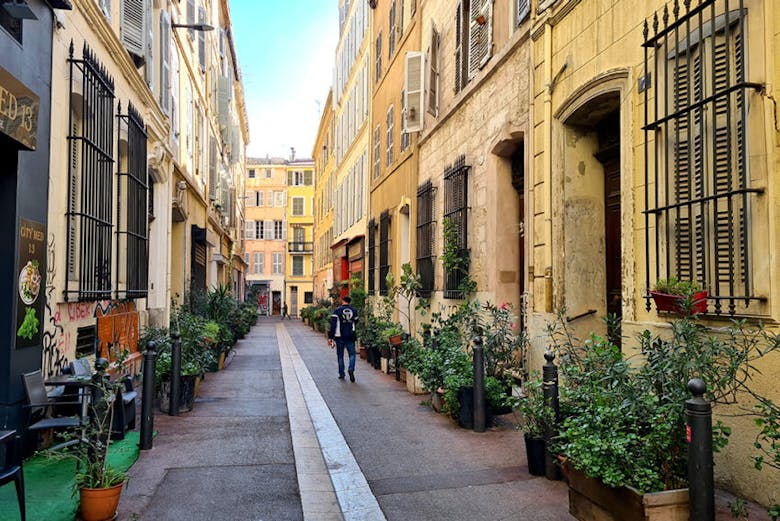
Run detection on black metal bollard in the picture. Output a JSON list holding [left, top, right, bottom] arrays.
[[473, 336, 486, 433], [169, 331, 182, 416], [140, 340, 157, 450], [687, 378, 714, 521], [543, 351, 561, 480]]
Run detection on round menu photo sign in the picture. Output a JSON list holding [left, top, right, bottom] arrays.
[[18, 260, 41, 305]]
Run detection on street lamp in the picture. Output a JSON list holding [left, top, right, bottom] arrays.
[[171, 22, 214, 31]]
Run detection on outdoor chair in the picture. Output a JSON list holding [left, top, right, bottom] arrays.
[[21, 370, 82, 451], [111, 376, 137, 439], [0, 431, 25, 521]]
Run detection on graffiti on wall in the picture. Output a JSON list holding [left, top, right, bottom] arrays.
[[41, 234, 141, 376], [42, 234, 68, 378], [95, 301, 139, 362]]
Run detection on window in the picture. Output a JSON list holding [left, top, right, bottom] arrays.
[[416, 181, 435, 297], [428, 27, 440, 116], [274, 191, 285, 207], [454, 0, 470, 93], [257, 191, 264, 207], [304, 291, 313, 304], [117, 106, 149, 299], [248, 168, 256, 178], [643, 1, 764, 315], [367, 218, 376, 295], [246, 191, 255, 207], [386, 106, 394, 166], [304, 170, 313, 185], [66, 45, 117, 301], [292, 197, 305, 216], [400, 91, 410, 152], [388, 1, 396, 58], [245, 220, 255, 239], [375, 32, 382, 82], [516, 0, 530, 26], [272, 252, 283, 274], [379, 211, 391, 295], [292, 256, 304, 276], [444, 155, 469, 298], [454, 0, 493, 93], [373, 126, 381, 179], [253, 252, 264, 274], [274, 220, 284, 240], [265, 168, 272, 178]]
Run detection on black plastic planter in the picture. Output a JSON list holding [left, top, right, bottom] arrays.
[[524, 434, 546, 476], [457, 386, 491, 429]]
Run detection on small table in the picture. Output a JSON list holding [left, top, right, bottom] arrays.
[[44, 374, 94, 423]]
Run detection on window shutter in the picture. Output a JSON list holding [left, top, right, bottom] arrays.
[[455, 5, 462, 92], [375, 33, 382, 82], [160, 11, 170, 114], [304, 170, 313, 185], [144, 3, 153, 88], [208, 137, 217, 200], [404, 51, 424, 133], [186, 0, 195, 39], [170, 44, 179, 143], [389, 1, 396, 57], [198, 6, 207, 71], [265, 220, 273, 240], [121, 0, 146, 58], [245, 220, 254, 239], [517, 0, 530, 24], [469, 0, 493, 78], [428, 28, 439, 116]]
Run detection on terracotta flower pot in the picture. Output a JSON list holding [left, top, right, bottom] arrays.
[[388, 333, 403, 346], [79, 482, 125, 521], [650, 290, 708, 315]]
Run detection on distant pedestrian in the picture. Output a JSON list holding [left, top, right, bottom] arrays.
[[328, 296, 358, 382], [281, 303, 290, 320]]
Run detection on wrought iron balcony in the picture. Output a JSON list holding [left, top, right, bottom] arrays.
[[288, 241, 313, 253]]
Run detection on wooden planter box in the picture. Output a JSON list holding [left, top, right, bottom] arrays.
[[567, 466, 688, 521]]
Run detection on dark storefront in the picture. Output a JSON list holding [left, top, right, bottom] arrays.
[[0, 0, 71, 435]]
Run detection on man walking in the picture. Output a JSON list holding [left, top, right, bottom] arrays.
[[328, 296, 358, 382], [281, 303, 290, 320]]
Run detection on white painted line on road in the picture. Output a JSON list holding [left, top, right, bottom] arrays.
[[278, 324, 387, 521]]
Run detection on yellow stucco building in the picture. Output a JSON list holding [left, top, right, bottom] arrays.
[[313, 91, 335, 302], [367, 0, 422, 311], [285, 158, 315, 317]]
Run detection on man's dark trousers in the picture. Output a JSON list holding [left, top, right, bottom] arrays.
[[336, 338, 356, 378]]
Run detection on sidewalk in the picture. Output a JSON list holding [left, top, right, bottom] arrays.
[[118, 319, 769, 520]]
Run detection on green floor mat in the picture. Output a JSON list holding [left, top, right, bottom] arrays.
[[0, 431, 140, 521]]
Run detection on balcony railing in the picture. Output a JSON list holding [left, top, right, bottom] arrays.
[[288, 242, 313, 253]]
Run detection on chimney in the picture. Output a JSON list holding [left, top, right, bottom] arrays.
[[290, 147, 296, 161]]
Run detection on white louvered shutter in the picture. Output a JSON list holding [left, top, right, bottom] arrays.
[[517, 0, 530, 24], [468, 0, 493, 79], [404, 51, 424, 133], [121, 0, 146, 58], [160, 11, 171, 114], [245, 220, 254, 239], [198, 6, 207, 71], [145, 3, 153, 88]]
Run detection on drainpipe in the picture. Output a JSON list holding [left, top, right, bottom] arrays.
[[542, 20, 554, 313]]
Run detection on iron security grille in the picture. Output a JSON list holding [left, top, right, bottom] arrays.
[[116, 102, 149, 299], [416, 181, 436, 297], [368, 218, 376, 294], [66, 42, 116, 301], [444, 155, 469, 299], [379, 211, 391, 296], [642, 0, 764, 315]]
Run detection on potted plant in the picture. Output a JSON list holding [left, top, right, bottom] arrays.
[[54, 359, 128, 521], [650, 277, 708, 314], [547, 312, 780, 521], [514, 372, 554, 476]]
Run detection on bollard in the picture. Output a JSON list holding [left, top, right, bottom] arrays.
[[543, 351, 561, 480], [169, 331, 182, 416], [140, 340, 157, 451], [473, 336, 486, 433], [687, 378, 714, 521]]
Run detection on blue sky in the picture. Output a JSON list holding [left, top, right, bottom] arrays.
[[230, 1, 339, 161]]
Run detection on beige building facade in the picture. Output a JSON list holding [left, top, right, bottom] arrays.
[[244, 158, 289, 316], [526, 0, 780, 504]]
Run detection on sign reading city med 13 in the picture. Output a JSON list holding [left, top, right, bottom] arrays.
[[0, 65, 39, 150]]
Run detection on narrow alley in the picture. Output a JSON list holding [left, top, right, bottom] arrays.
[[117, 319, 572, 521]]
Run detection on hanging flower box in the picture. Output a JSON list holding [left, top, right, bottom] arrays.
[[650, 290, 708, 315]]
